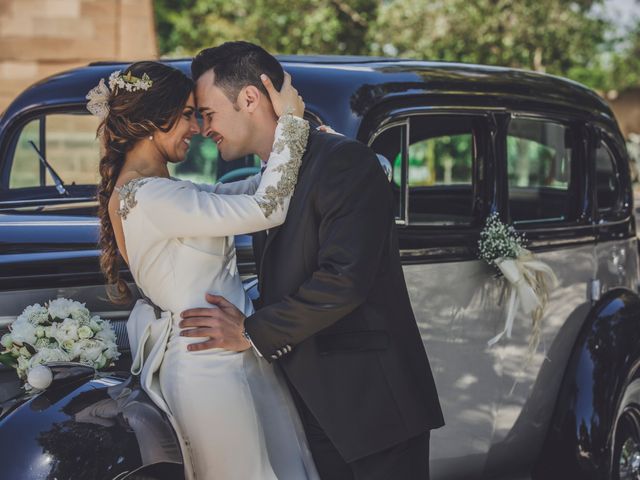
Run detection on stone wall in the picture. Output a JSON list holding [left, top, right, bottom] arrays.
[[0, 0, 158, 112], [608, 88, 640, 138]]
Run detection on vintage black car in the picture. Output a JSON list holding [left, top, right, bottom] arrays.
[[1, 56, 639, 480]]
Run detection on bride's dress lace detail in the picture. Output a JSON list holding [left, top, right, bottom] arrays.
[[257, 115, 309, 218], [115, 177, 157, 220]]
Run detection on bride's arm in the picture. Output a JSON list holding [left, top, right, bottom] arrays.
[[129, 114, 309, 237], [189, 172, 262, 196]]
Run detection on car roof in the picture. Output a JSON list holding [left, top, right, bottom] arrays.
[[0, 55, 616, 140]]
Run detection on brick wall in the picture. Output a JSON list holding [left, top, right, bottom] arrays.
[[0, 0, 158, 112]]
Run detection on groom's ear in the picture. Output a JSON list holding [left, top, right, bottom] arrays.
[[238, 85, 262, 113]]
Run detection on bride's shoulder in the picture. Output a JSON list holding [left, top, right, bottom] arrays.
[[114, 176, 182, 220]]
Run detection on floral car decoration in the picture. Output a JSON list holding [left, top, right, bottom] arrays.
[[0, 298, 120, 388], [478, 213, 558, 349]]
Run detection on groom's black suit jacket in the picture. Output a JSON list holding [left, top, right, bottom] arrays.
[[245, 130, 444, 462]]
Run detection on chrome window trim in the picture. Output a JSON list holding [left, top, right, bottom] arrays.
[[375, 106, 507, 132], [368, 119, 409, 146], [595, 216, 633, 227], [0, 249, 101, 264], [0, 196, 96, 207], [368, 118, 410, 225], [370, 108, 490, 229], [402, 120, 410, 223], [0, 220, 99, 227], [593, 133, 627, 221], [504, 111, 586, 229]]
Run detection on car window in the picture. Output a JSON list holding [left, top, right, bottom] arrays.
[[169, 115, 260, 184], [9, 119, 41, 189], [594, 139, 622, 216], [369, 123, 406, 220], [175, 109, 317, 184], [370, 115, 482, 226], [507, 117, 575, 224], [393, 133, 473, 188], [168, 134, 220, 183], [10, 114, 102, 189], [403, 115, 478, 226]]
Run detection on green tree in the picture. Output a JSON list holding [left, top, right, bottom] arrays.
[[154, 0, 378, 56], [154, 0, 639, 91], [371, 0, 614, 89], [609, 19, 640, 92]]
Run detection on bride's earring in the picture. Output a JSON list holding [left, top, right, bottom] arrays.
[[148, 135, 153, 141]]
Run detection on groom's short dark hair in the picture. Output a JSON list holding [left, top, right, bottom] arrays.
[[191, 41, 284, 104]]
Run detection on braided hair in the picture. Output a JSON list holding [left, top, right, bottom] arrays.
[[95, 61, 193, 303]]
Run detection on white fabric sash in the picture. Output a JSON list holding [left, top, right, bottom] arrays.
[[488, 248, 558, 347]]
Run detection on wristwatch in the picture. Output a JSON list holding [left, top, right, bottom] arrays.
[[242, 328, 252, 343], [243, 328, 262, 357]]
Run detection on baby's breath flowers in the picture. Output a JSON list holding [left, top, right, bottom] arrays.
[[477, 213, 557, 351], [478, 212, 526, 269]]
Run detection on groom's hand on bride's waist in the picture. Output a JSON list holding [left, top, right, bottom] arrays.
[[179, 294, 251, 352]]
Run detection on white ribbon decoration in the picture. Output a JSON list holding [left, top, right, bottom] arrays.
[[487, 248, 558, 347]]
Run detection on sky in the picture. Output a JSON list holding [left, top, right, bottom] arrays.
[[607, 0, 639, 30]]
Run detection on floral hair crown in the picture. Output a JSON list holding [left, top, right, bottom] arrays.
[[85, 70, 153, 120]]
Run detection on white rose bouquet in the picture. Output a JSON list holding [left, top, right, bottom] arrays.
[[0, 298, 120, 387]]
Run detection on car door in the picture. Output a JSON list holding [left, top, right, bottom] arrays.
[[367, 107, 603, 479], [590, 125, 637, 295], [369, 108, 509, 479], [481, 113, 598, 478]]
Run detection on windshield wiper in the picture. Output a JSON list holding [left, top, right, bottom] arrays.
[[28, 140, 68, 196]]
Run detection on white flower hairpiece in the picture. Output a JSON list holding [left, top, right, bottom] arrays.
[[85, 70, 154, 120], [85, 78, 111, 120], [108, 70, 153, 93]]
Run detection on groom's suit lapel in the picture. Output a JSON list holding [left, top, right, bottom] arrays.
[[257, 129, 317, 288]]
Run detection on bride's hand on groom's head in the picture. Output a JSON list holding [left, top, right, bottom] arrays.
[[261, 71, 305, 118], [179, 294, 250, 352]]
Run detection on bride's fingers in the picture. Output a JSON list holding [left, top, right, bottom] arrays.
[[282, 71, 292, 90], [260, 74, 277, 99]]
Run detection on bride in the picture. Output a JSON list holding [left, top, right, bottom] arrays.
[[88, 61, 318, 479]]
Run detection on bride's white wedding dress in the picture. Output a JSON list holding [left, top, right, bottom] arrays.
[[116, 115, 318, 480]]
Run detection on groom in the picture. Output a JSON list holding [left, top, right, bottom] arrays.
[[181, 41, 444, 479]]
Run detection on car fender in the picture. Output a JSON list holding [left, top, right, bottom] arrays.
[[534, 287, 640, 479], [0, 368, 182, 480]]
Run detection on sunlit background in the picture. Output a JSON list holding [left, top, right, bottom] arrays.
[[1, 0, 638, 120], [0, 0, 638, 186]]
